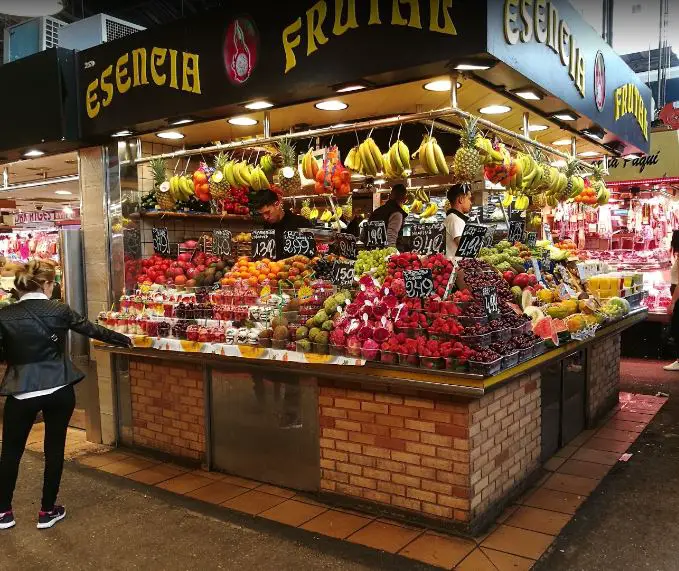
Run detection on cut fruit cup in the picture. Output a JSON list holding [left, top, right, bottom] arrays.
[[329, 344, 346, 356], [397, 353, 420, 367], [347, 346, 362, 358], [295, 341, 310, 353], [271, 339, 288, 350], [468, 356, 502, 376], [258, 338, 272, 348], [380, 351, 399, 364], [420, 356, 445, 370], [312, 343, 329, 355], [501, 350, 519, 370], [360, 347, 381, 361], [459, 332, 491, 349]]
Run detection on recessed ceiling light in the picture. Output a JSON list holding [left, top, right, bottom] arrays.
[[169, 118, 194, 126], [582, 127, 606, 141], [579, 151, 601, 157], [227, 116, 258, 126], [244, 101, 274, 110], [315, 100, 348, 111], [157, 131, 185, 140], [528, 124, 548, 132], [55, 190, 72, 195], [479, 104, 511, 115], [455, 63, 491, 70], [553, 139, 572, 146], [423, 80, 462, 92], [335, 84, 366, 93], [23, 150, 44, 157], [552, 112, 578, 121], [624, 153, 641, 160], [63, 206, 74, 216], [512, 89, 543, 101], [112, 130, 133, 138]]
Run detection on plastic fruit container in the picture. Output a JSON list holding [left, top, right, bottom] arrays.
[[459, 332, 491, 349], [532, 340, 546, 357], [518, 346, 533, 362], [458, 315, 489, 327], [380, 351, 398, 364], [271, 339, 288, 350], [468, 357, 502, 377], [521, 321, 533, 334], [258, 337, 272, 348], [397, 353, 419, 367], [312, 343, 329, 355], [328, 344, 346, 356], [360, 348, 380, 362], [492, 328, 511, 342], [501, 350, 519, 370], [346, 345, 362, 358], [419, 356, 445, 370], [445, 357, 468, 372]]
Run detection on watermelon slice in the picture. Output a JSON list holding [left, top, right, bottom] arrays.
[[552, 319, 567, 333], [534, 316, 559, 346]]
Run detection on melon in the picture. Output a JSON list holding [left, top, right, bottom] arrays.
[[524, 306, 545, 324], [521, 290, 533, 310], [534, 317, 558, 346]]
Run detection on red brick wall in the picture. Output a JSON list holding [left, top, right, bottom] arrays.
[[319, 387, 472, 523], [129, 358, 205, 461]]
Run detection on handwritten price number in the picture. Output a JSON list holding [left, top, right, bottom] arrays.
[[456, 224, 487, 258], [283, 231, 315, 257], [508, 221, 525, 244], [124, 227, 141, 258], [404, 269, 434, 298], [412, 224, 445, 255], [336, 233, 357, 259], [366, 221, 387, 248], [152, 227, 170, 256], [213, 230, 232, 257], [543, 223, 553, 243], [251, 230, 276, 260], [331, 261, 355, 286], [483, 224, 496, 248], [481, 286, 499, 319]]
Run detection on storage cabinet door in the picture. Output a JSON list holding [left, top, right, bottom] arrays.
[[562, 351, 586, 446], [540, 361, 562, 461]]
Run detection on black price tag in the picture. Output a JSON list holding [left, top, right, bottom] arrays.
[[365, 221, 388, 248], [124, 227, 141, 259], [543, 223, 553, 243], [152, 227, 170, 256], [508, 221, 525, 244], [212, 229, 232, 257], [334, 233, 358, 259], [282, 230, 316, 258], [251, 229, 276, 260], [411, 223, 445, 255], [526, 231, 537, 248], [331, 260, 355, 287], [481, 286, 500, 319], [404, 268, 434, 298], [456, 224, 488, 258], [483, 224, 497, 248]]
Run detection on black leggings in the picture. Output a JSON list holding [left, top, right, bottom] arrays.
[[0, 384, 75, 512]]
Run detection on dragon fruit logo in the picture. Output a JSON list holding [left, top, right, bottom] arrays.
[[224, 17, 259, 85]]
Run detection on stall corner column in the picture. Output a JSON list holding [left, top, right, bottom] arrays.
[[587, 334, 621, 425]]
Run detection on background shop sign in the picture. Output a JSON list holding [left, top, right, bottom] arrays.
[[487, 0, 652, 154], [13, 208, 81, 226], [77, 0, 488, 137]]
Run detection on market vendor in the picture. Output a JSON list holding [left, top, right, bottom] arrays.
[[254, 187, 311, 256], [364, 184, 408, 248], [445, 185, 472, 259]]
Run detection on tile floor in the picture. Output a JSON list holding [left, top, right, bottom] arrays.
[[69, 393, 665, 570]]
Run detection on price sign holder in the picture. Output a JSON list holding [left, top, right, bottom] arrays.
[[212, 229, 232, 257], [365, 220, 388, 248], [543, 223, 553, 243], [456, 224, 488, 258], [152, 227, 170, 256], [531, 258, 542, 283], [526, 231, 537, 248], [508, 221, 525, 244], [282, 230, 316, 258], [411, 223, 445, 255], [443, 259, 459, 299], [404, 268, 434, 298], [251, 229, 277, 260], [331, 260, 355, 287], [334, 233, 358, 259], [481, 286, 500, 319], [483, 224, 497, 248]]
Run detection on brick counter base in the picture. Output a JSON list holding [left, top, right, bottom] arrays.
[[588, 334, 621, 425], [129, 358, 205, 461]]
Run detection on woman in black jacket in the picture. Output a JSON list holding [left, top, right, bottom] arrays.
[[0, 260, 130, 530]]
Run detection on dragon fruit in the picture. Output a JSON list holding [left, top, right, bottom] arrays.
[[390, 278, 406, 297], [357, 324, 374, 342], [361, 338, 380, 361], [329, 328, 347, 346], [373, 326, 390, 343]]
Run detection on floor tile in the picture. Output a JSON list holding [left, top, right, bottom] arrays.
[[127, 463, 188, 485], [456, 547, 496, 571], [496, 505, 519, 524], [219, 474, 261, 489], [542, 473, 599, 496], [557, 459, 612, 480], [481, 547, 536, 570], [543, 457, 566, 472], [290, 494, 326, 507], [256, 484, 296, 499], [301, 509, 373, 540], [222, 490, 287, 515], [554, 444, 578, 459], [565, 429, 596, 448], [615, 411, 654, 423], [78, 451, 130, 468], [347, 520, 422, 553], [190, 469, 227, 481], [583, 437, 631, 454], [481, 524, 552, 560], [504, 506, 571, 535], [595, 427, 639, 443], [571, 447, 622, 466], [186, 481, 250, 504], [98, 457, 158, 476], [399, 532, 476, 568], [156, 472, 214, 495], [604, 419, 647, 433], [521, 487, 585, 515], [259, 499, 328, 527]]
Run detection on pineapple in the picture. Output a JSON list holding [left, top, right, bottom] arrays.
[[453, 117, 482, 184], [276, 138, 301, 196], [209, 152, 231, 200], [150, 158, 175, 211], [300, 198, 311, 219]]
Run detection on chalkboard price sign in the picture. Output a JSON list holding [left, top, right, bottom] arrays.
[[456, 224, 488, 258], [334, 233, 358, 259], [124, 227, 141, 259], [251, 229, 276, 260], [481, 286, 500, 319], [483, 224, 497, 248], [212, 229, 232, 257], [152, 227, 170, 256], [331, 260, 355, 287], [543, 223, 553, 243], [508, 221, 525, 244], [526, 231, 537, 248], [404, 268, 434, 298], [282, 231, 316, 258], [365, 221, 388, 248], [411, 223, 445, 255]]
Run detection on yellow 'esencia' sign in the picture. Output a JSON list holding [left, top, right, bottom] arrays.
[[614, 83, 648, 141], [85, 47, 201, 120], [282, 0, 458, 74]]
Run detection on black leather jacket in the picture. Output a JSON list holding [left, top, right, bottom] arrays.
[[0, 299, 130, 396]]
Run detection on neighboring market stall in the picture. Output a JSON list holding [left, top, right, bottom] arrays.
[[76, 0, 650, 534]]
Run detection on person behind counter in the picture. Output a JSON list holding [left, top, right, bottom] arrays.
[[254, 188, 311, 257], [365, 184, 408, 248], [0, 260, 131, 531], [665, 230, 679, 371], [445, 185, 473, 259]]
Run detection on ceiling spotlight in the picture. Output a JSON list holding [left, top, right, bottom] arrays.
[[552, 111, 578, 121], [553, 139, 572, 146], [55, 190, 72, 195], [157, 131, 185, 140], [112, 130, 133, 138], [169, 118, 194, 126], [315, 100, 348, 111], [528, 124, 548, 132], [512, 89, 543, 101], [624, 153, 641, 160], [335, 84, 367, 93], [227, 117, 258, 126], [244, 101, 274, 110], [63, 206, 74, 216], [582, 127, 606, 141], [578, 151, 601, 157], [423, 79, 462, 92], [0, 1, 63, 17], [23, 149, 45, 158], [480, 104, 511, 115], [455, 63, 491, 70]]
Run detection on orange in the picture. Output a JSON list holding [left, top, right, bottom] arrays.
[[267, 272, 276, 280], [248, 276, 258, 286], [258, 273, 267, 282]]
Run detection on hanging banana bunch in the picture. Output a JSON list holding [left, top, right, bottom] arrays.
[[416, 135, 449, 176], [475, 135, 504, 165], [589, 164, 610, 205], [386, 140, 411, 178], [344, 146, 363, 173], [358, 137, 384, 177]]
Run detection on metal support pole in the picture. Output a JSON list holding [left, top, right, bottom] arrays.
[[449, 72, 459, 109], [263, 111, 271, 138], [2, 167, 7, 189], [571, 136, 577, 158], [522, 112, 530, 139]]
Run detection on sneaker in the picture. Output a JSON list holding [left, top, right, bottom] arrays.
[[0, 511, 15, 530], [663, 360, 679, 371], [37, 506, 66, 529]]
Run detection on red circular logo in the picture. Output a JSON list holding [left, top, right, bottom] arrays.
[[224, 17, 259, 85], [594, 51, 606, 112], [660, 102, 679, 129]]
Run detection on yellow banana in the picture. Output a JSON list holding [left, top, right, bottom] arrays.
[[223, 161, 237, 187], [365, 138, 384, 173], [389, 142, 404, 175], [397, 140, 411, 170], [432, 140, 449, 175], [360, 141, 377, 176]]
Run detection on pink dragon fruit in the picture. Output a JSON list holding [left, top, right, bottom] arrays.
[[373, 326, 390, 343], [361, 338, 380, 361], [329, 328, 347, 346], [357, 324, 374, 342], [390, 278, 406, 297]]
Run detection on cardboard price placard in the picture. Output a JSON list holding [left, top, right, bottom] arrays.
[[526, 231, 537, 248], [334, 233, 357, 259], [411, 223, 445, 255], [331, 260, 355, 287], [456, 224, 488, 258], [404, 268, 434, 298], [481, 286, 500, 319], [365, 221, 388, 248], [282, 231, 316, 258], [251, 229, 276, 260], [151, 227, 170, 256], [508, 221, 525, 244], [212, 229, 232, 257]]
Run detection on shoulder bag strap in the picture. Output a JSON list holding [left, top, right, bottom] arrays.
[[21, 303, 60, 347]]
